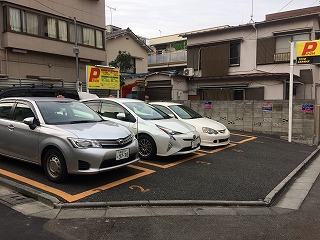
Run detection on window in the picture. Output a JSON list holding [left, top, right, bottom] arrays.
[[230, 41, 240, 65], [101, 102, 125, 119], [58, 20, 67, 41], [47, 17, 57, 38], [124, 57, 136, 73], [0, 102, 14, 119], [83, 27, 95, 46], [83, 101, 101, 112], [69, 23, 82, 43], [9, 8, 21, 32], [5, 7, 104, 50], [13, 103, 34, 122], [96, 30, 103, 48], [276, 33, 310, 53], [24, 12, 39, 35]]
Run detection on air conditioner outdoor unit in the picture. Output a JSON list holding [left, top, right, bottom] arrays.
[[183, 68, 194, 77]]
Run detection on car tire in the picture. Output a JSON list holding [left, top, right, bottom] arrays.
[[138, 134, 157, 160], [43, 149, 68, 183]]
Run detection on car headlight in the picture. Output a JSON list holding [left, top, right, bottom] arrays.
[[156, 125, 182, 141], [68, 138, 102, 148], [202, 127, 219, 135]]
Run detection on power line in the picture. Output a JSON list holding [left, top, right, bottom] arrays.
[[278, 0, 295, 12]]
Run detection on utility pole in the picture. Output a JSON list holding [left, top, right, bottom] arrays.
[[73, 17, 80, 92]]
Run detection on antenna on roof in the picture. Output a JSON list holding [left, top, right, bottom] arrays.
[[106, 5, 117, 26], [249, 0, 254, 23]]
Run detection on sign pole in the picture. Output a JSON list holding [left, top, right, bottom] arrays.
[[288, 41, 294, 142]]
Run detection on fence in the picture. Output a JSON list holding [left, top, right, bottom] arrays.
[[180, 100, 317, 145]]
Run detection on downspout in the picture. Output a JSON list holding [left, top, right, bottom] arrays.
[[251, 22, 258, 71], [314, 83, 320, 145], [5, 48, 8, 76]]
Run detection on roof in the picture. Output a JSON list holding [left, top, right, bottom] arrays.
[[192, 72, 291, 81], [149, 34, 184, 45], [180, 6, 320, 37], [92, 98, 144, 104], [179, 25, 231, 37], [106, 28, 153, 53], [150, 102, 181, 106]]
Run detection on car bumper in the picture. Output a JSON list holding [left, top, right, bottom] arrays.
[[200, 131, 230, 147], [156, 131, 201, 157], [65, 139, 139, 174]]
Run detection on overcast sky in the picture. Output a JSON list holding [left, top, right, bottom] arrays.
[[105, 0, 319, 39]]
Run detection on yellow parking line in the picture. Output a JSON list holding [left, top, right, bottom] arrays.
[[0, 169, 74, 200], [0, 165, 155, 203], [230, 133, 257, 144], [208, 143, 237, 153], [139, 152, 205, 169]]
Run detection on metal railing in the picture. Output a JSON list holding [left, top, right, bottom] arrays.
[[148, 50, 187, 64]]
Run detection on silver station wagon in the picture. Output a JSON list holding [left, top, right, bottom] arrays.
[[0, 97, 139, 182]]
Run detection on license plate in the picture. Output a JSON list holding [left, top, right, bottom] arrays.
[[116, 148, 129, 160], [191, 137, 200, 148]]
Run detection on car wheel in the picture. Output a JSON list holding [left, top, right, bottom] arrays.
[[138, 135, 156, 160], [43, 149, 68, 183]]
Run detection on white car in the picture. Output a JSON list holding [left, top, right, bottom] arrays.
[[150, 102, 230, 147], [82, 98, 201, 159]]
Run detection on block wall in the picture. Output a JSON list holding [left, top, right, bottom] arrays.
[[180, 100, 317, 145]]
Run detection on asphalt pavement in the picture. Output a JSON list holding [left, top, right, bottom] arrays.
[[0, 151, 319, 239], [0, 131, 318, 207]]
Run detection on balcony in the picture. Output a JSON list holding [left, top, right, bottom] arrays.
[[148, 50, 187, 65]]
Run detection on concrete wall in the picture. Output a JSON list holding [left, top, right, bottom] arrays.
[[180, 100, 317, 145]]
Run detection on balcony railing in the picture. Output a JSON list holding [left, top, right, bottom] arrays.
[[274, 52, 291, 62], [148, 50, 187, 65]]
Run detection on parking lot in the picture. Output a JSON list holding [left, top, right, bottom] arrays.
[[0, 131, 317, 204]]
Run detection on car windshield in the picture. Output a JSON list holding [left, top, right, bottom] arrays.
[[37, 100, 103, 125], [124, 102, 171, 120], [169, 105, 203, 119]]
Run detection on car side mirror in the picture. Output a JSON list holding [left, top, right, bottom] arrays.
[[23, 117, 38, 130], [116, 112, 126, 120]]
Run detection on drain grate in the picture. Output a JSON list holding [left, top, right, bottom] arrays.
[[0, 193, 35, 207]]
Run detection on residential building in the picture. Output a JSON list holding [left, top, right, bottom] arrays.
[[105, 26, 153, 98], [0, 0, 106, 90], [148, 34, 187, 73], [181, 6, 320, 101]]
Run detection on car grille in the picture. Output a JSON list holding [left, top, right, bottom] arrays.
[[219, 138, 229, 143], [100, 154, 137, 169], [98, 135, 133, 148], [218, 129, 226, 134], [179, 136, 200, 152]]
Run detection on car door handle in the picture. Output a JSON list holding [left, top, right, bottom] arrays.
[[7, 125, 14, 131]]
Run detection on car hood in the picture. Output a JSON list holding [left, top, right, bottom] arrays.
[[183, 117, 227, 130], [149, 118, 196, 133], [52, 121, 131, 139]]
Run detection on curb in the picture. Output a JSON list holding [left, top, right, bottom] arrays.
[[264, 146, 320, 205], [0, 176, 61, 208]]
